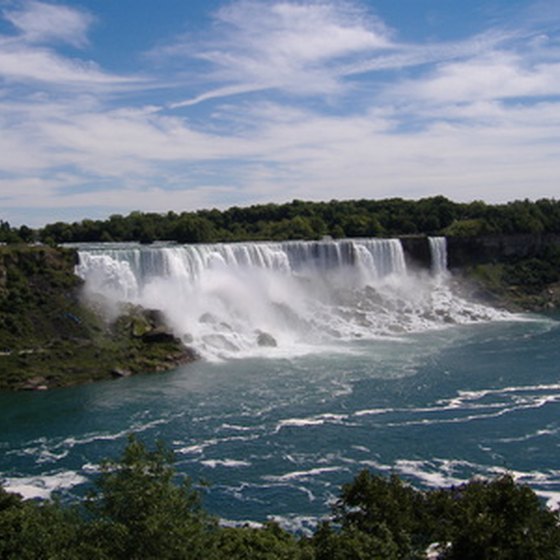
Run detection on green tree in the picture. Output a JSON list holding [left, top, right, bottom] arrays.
[[172, 215, 216, 243], [437, 475, 560, 560], [0, 488, 82, 560], [83, 435, 217, 559], [216, 522, 310, 560], [332, 470, 428, 558], [311, 521, 399, 560]]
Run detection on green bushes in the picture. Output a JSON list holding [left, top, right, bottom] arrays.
[[2, 437, 559, 559]]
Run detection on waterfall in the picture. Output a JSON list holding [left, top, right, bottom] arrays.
[[76, 238, 505, 359], [428, 237, 448, 275]]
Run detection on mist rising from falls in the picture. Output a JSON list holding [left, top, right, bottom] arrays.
[[76, 238, 507, 360]]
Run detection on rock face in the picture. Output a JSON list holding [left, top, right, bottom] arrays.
[[400, 233, 560, 271], [399, 234, 560, 311], [399, 236, 432, 269], [446, 233, 560, 269]]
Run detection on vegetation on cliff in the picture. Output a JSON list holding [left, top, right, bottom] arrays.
[[0, 245, 195, 391], [1, 436, 559, 559], [454, 244, 560, 312]]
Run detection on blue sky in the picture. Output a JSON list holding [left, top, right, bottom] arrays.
[[1, 0, 560, 226]]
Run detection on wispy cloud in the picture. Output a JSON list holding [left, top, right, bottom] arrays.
[[391, 52, 560, 104], [1, 0, 560, 226], [0, 46, 138, 87], [0, 1, 142, 89], [3, 0, 93, 47], [160, 0, 393, 104]]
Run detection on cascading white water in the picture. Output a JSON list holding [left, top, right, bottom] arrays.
[[76, 238, 507, 359], [428, 236, 448, 276]]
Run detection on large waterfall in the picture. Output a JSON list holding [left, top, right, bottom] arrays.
[[76, 238, 505, 359]]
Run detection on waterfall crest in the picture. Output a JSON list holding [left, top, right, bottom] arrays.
[[76, 238, 505, 359]]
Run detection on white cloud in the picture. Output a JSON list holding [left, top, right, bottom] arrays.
[[162, 0, 393, 104], [393, 51, 560, 103], [0, 1, 143, 90], [0, 45, 137, 87], [3, 1, 93, 47]]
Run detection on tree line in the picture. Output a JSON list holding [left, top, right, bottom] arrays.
[[1, 436, 559, 559], [2, 196, 560, 245]]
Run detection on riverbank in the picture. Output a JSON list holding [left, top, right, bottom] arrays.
[[0, 245, 196, 391], [455, 263, 560, 312]]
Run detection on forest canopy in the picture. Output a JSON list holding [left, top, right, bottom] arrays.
[[2, 197, 560, 245]]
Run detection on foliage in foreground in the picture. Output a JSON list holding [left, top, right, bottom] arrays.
[[1, 437, 560, 559]]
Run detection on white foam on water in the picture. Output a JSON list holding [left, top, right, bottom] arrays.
[[268, 515, 320, 536], [201, 459, 252, 469], [275, 413, 350, 432], [495, 426, 560, 443], [263, 466, 347, 482], [219, 518, 264, 530], [394, 460, 466, 488], [536, 491, 560, 510], [2, 471, 87, 500], [176, 434, 260, 456]]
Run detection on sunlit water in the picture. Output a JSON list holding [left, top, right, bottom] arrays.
[[1, 240, 559, 532]]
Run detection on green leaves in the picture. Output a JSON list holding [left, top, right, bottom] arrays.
[[83, 435, 215, 560], [330, 472, 560, 560]]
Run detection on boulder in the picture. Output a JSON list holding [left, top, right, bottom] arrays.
[[21, 376, 48, 390], [256, 331, 277, 347], [142, 327, 178, 344], [111, 368, 132, 378]]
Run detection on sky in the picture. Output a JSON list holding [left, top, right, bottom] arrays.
[[1, 0, 560, 226]]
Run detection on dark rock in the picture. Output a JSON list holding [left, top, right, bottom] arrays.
[[447, 233, 560, 269], [21, 376, 48, 390], [146, 309, 167, 328], [111, 368, 132, 378], [142, 328, 178, 344], [256, 331, 277, 347]]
